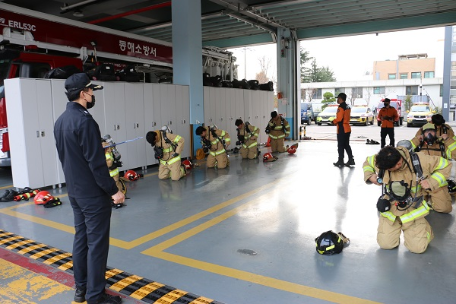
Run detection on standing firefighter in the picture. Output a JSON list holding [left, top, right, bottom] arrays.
[[265, 111, 290, 153], [196, 125, 231, 169], [235, 118, 259, 159], [146, 126, 186, 181], [363, 145, 452, 253]]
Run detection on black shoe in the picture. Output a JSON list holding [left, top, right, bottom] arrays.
[[0, 189, 18, 202], [95, 293, 122, 304], [333, 160, 344, 168], [74, 286, 86, 303], [345, 159, 355, 166]]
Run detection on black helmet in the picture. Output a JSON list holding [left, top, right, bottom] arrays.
[[431, 114, 445, 126], [315, 231, 344, 255]]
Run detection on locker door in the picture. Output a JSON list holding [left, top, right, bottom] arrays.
[[204, 87, 210, 125], [215, 88, 225, 131], [36, 80, 59, 187], [209, 87, 217, 126], [167, 85, 177, 131], [124, 83, 145, 170], [176, 85, 190, 158], [225, 88, 236, 142], [244, 90, 252, 123], [51, 79, 68, 184], [144, 84, 156, 165]]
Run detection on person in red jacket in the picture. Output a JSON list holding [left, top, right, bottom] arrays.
[[378, 98, 398, 148], [332, 93, 354, 167]]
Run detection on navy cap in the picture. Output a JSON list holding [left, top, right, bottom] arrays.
[[65, 73, 103, 93]]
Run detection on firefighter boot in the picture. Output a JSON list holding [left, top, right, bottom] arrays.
[[333, 159, 344, 168], [345, 158, 355, 167]]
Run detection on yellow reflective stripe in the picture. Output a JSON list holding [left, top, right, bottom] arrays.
[[431, 172, 448, 187], [447, 141, 456, 159], [435, 157, 449, 170], [380, 211, 396, 222], [225, 138, 231, 142], [277, 134, 285, 138], [209, 150, 226, 156], [400, 200, 430, 224], [247, 142, 258, 148], [325, 245, 335, 251], [285, 125, 290, 130], [105, 153, 113, 160], [363, 156, 376, 173], [163, 147, 173, 153], [273, 126, 283, 130], [368, 155, 375, 167], [160, 156, 180, 165], [211, 139, 219, 145], [269, 134, 278, 139], [109, 168, 119, 177], [411, 185, 421, 193], [174, 135, 181, 143], [411, 141, 417, 150]]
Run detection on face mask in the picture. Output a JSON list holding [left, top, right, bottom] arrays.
[[84, 94, 95, 109], [424, 133, 436, 145]]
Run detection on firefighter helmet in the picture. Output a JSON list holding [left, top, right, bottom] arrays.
[[124, 170, 142, 181], [263, 152, 277, 162], [287, 147, 297, 154], [315, 230, 344, 255], [34, 191, 54, 205], [182, 159, 193, 171], [196, 148, 206, 160]]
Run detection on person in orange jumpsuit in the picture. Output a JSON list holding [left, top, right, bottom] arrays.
[[332, 93, 354, 167], [378, 98, 399, 148]]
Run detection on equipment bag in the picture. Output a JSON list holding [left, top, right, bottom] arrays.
[[44, 65, 81, 79], [116, 66, 141, 82], [87, 64, 117, 81]]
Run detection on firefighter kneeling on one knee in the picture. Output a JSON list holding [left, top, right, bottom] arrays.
[[265, 111, 290, 153], [363, 144, 452, 253], [102, 138, 126, 195], [146, 127, 186, 181], [196, 125, 230, 169], [235, 118, 259, 159]]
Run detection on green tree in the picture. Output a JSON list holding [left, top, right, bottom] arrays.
[[300, 48, 313, 83], [404, 95, 412, 112], [301, 51, 337, 83], [321, 92, 336, 110]]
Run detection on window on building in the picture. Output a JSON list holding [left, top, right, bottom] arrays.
[[351, 87, 363, 98], [411, 72, 421, 79], [424, 71, 435, 78], [388, 74, 396, 79], [373, 87, 385, 94], [440, 85, 443, 97], [400, 73, 408, 79], [335, 88, 345, 96], [406, 85, 419, 95], [312, 88, 322, 99]]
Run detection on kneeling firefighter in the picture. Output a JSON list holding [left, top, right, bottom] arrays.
[[363, 145, 452, 253], [146, 126, 186, 181], [196, 125, 231, 168], [102, 136, 126, 195], [235, 118, 259, 159]]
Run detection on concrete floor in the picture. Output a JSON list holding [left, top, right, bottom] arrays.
[[0, 138, 455, 304]]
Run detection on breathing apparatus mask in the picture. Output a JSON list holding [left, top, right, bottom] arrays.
[[102, 134, 122, 167], [424, 132, 436, 146], [377, 181, 413, 212]]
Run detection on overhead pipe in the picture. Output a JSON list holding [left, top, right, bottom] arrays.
[[88, 1, 171, 24], [61, 0, 98, 14]]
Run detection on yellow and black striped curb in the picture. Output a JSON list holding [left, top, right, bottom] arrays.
[[0, 229, 224, 304]]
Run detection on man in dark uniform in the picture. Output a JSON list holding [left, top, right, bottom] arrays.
[[54, 73, 125, 304]]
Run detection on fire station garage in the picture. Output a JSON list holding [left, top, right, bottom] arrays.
[[0, 1, 456, 304]]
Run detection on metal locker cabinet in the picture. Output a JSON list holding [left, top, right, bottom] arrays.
[[209, 87, 217, 127], [225, 88, 236, 142], [102, 82, 127, 165], [143, 83, 159, 166], [203, 87, 211, 125], [215, 87, 226, 131], [124, 83, 145, 170]]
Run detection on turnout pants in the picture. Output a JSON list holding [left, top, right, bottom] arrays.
[[69, 195, 112, 303], [380, 127, 395, 148], [428, 186, 452, 213], [207, 152, 229, 168], [159, 161, 185, 181], [270, 137, 286, 153], [240, 140, 258, 159], [337, 132, 353, 161], [377, 216, 433, 253]]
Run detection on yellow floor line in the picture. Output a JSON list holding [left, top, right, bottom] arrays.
[[0, 258, 72, 303]]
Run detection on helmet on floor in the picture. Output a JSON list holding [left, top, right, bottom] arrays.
[[263, 152, 276, 162], [315, 230, 344, 255], [124, 170, 142, 181], [182, 159, 193, 171], [34, 191, 54, 205], [287, 146, 297, 154]]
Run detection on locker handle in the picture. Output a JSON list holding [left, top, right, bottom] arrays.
[[182, 119, 186, 124], [136, 123, 139, 128], [152, 122, 157, 127], [41, 131, 45, 137], [36, 131, 40, 138], [169, 121, 172, 125]]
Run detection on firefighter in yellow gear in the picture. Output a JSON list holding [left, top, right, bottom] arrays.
[[414, 114, 454, 142], [235, 118, 259, 159], [363, 146, 453, 253], [266, 111, 290, 153], [146, 128, 186, 181], [102, 141, 126, 195], [196, 125, 231, 169]]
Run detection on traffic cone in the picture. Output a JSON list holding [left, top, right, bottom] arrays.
[[265, 136, 271, 147]]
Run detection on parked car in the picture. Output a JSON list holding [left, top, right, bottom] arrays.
[[406, 104, 433, 127], [350, 106, 374, 126], [316, 105, 338, 125], [311, 103, 325, 122], [300, 102, 314, 125]]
